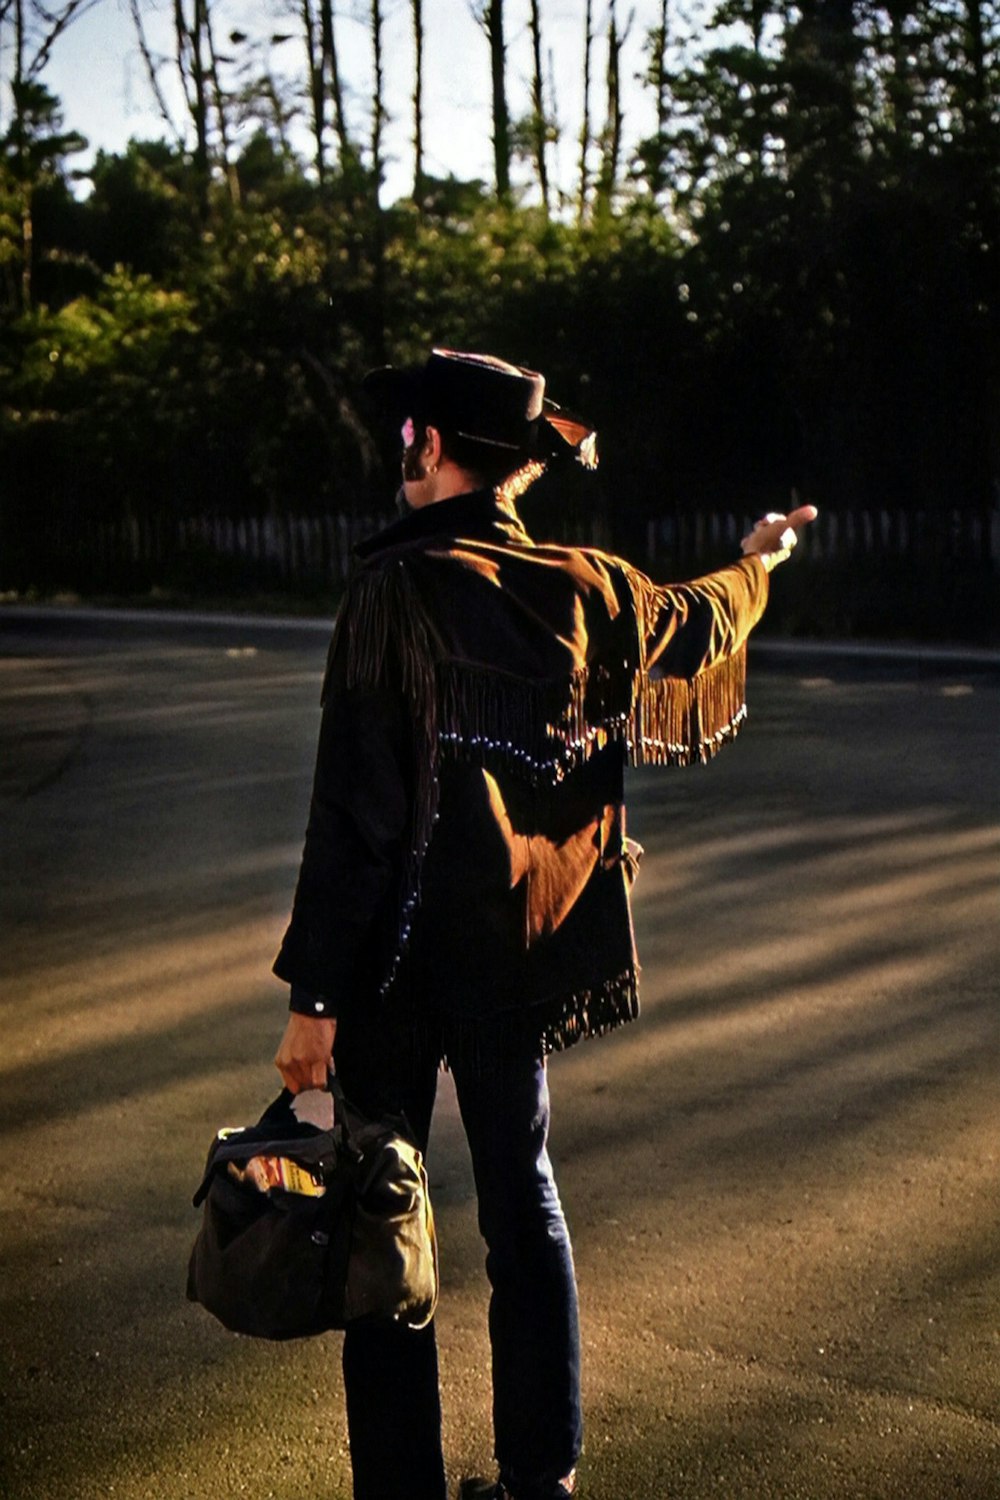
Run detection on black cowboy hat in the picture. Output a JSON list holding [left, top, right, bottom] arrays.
[[363, 348, 598, 469]]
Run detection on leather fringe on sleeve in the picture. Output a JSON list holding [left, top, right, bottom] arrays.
[[622, 558, 751, 766], [630, 652, 748, 765]]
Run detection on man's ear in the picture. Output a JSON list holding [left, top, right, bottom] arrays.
[[424, 425, 443, 471]]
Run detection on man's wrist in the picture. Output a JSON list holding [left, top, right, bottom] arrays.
[[760, 543, 793, 573], [289, 983, 338, 1019]]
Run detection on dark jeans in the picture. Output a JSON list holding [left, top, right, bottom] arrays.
[[334, 1008, 583, 1500]]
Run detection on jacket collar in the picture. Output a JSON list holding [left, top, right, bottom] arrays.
[[355, 488, 530, 562]]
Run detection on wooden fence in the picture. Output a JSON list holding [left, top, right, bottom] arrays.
[[104, 501, 1000, 579], [4, 499, 997, 596], [644, 504, 1000, 567]]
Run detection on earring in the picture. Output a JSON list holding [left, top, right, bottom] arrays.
[[427, 464, 438, 475]]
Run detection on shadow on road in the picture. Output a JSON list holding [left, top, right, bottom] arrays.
[[1, 632, 997, 1498]]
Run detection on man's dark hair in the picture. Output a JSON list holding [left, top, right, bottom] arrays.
[[410, 416, 546, 499], [437, 426, 528, 488]]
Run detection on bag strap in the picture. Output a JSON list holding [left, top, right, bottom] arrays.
[[327, 1070, 349, 1119]]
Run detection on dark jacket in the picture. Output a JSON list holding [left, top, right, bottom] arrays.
[[274, 489, 769, 1055]]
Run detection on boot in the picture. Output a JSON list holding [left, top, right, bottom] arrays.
[[458, 1474, 576, 1499]]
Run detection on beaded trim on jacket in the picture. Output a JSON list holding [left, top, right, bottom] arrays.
[[326, 526, 752, 1050]]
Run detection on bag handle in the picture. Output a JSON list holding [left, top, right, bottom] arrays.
[[328, 1070, 419, 1152], [326, 1069, 356, 1148]]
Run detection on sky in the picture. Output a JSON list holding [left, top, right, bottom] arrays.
[[33, 0, 667, 203]]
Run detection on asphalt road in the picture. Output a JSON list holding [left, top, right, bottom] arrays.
[[1, 609, 998, 1500]]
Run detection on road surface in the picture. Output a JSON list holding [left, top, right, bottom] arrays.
[[1, 609, 997, 1500]]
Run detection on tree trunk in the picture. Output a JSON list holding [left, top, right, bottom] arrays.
[[646, 0, 669, 196], [964, 0, 987, 113], [529, 0, 549, 213], [175, 0, 211, 215], [12, 0, 25, 100], [319, 0, 353, 172], [371, 0, 385, 194], [370, 0, 387, 358], [204, 0, 240, 206], [484, 0, 510, 201], [300, 0, 327, 184], [6, 0, 112, 305], [750, 0, 765, 54], [653, 0, 668, 133], [597, 1, 629, 216], [578, 0, 593, 220], [10, 0, 31, 306], [412, 0, 425, 202], [886, 0, 914, 146]]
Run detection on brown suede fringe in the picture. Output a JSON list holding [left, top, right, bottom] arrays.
[[331, 559, 748, 1038], [336, 558, 749, 778]]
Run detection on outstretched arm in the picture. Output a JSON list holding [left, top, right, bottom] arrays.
[[635, 504, 820, 680], [615, 504, 819, 765]]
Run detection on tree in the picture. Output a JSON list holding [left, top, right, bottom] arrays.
[[299, 0, 329, 182], [475, 0, 511, 201], [0, 0, 103, 89], [369, 0, 387, 353], [595, 1, 632, 217], [85, 139, 195, 278], [781, 0, 865, 192], [169, 0, 267, 213], [0, 0, 94, 306], [0, 80, 86, 308], [528, 0, 550, 212], [319, 0, 354, 173], [203, 1, 240, 206], [635, 0, 671, 200], [577, 0, 594, 218], [128, 0, 185, 145], [297, 0, 355, 182], [371, 0, 386, 197], [412, 0, 425, 202]]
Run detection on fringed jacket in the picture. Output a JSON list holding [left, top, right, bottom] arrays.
[[274, 489, 769, 1056]]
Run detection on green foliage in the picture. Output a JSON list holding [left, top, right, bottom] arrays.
[[1, 79, 87, 183], [86, 141, 199, 278], [0, 79, 89, 310], [2, 0, 997, 636]]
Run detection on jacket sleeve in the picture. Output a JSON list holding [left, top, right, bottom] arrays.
[[619, 554, 770, 766], [272, 633, 412, 1012], [629, 554, 769, 679]]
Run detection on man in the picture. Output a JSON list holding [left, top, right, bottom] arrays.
[[273, 349, 816, 1500]]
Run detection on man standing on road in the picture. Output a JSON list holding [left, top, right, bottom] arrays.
[[272, 349, 816, 1500]]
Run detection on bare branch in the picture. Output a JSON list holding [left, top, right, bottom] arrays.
[[28, 0, 105, 78], [128, 0, 184, 142]]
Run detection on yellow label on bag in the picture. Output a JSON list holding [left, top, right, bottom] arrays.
[[277, 1158, 326, 1196], [228, 1155, 326, 1196]]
